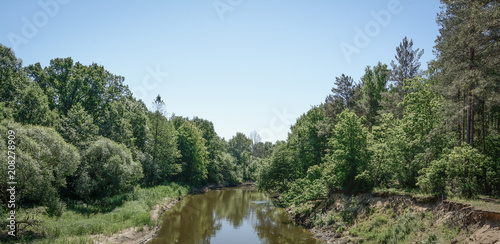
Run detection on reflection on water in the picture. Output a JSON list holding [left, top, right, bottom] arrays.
[[150, 186, 324, 244]]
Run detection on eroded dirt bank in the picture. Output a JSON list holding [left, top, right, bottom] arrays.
[[288, 193, 500, 243]]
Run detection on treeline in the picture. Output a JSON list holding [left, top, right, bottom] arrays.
[[258, 0, 500, 206], [0, 46, 272, 216]]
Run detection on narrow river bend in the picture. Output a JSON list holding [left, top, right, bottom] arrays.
[[150, 186, 324, 244]]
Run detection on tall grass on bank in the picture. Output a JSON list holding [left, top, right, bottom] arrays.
[[1, 183, 190, 243]]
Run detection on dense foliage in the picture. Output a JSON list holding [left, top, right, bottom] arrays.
[[0, 44, 268, 221], [0, 2, 498, 238], [258, 0, 500, 206]]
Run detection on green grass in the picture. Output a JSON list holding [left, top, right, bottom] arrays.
[[1, 183, 189, 243], [348, 207, 460, 244], [373, 187, 500, 212], [372, 187, 431, 198], [449, 196, 500, 212]]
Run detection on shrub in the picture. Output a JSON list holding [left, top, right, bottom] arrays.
[[418, 145, 490, 198]]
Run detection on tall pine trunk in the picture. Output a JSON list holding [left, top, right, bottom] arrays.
[[466, 87, 471, 146]]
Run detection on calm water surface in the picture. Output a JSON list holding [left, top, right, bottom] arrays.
[[150, 186, 324, 244]]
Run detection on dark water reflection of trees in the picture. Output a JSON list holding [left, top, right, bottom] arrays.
[[150, 187, 323, 244]]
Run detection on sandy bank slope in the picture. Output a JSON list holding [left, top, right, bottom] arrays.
[[94, 198, 180, 244]]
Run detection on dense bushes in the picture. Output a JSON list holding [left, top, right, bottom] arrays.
[[0, 122, 80, 216], [71, 138, 143, 200], [418, 145, 492, 198]]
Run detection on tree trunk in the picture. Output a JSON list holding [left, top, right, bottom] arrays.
[[471, 92, 474, 148], [458, 90, 462, 146], [466, 87, 471, 146], [463, 90, 466, 143], [482, 101, 485, 154]]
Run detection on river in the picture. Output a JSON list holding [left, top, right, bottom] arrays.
[[149, 186, 324, 244]]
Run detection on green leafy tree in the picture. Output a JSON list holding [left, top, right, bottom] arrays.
[[73, 138, 143, 200], [98, 99, 134, 146], [287, 106, 327, 178], [144, 96, 180, 186], [219, 152, 242, 185], [58, 103, 98, 149], [360, 62, 389, 129], [0, 122, 80, 216], [397, 77, 447, 187], [251, 141, 274, 158], [25, 58, 131, 124], [418, 145, 490, 198], [176, 121, 209, 186], [127, 98, 149, 152], [281, 165, 327, 206], [193, 117, 226, 184], [15, 83, 58, 127], [330, 74, 356, 110], [257, 144, 296, 193], [323, 110, 371, 192], [369, 113, 403, 187], [228, 132, 252, 165], [227, 132, 253, 180], [0, 44, 28, 106]]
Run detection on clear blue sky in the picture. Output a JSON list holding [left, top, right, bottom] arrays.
[[0, 0, 442, 142]]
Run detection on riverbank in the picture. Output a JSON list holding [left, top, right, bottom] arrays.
[[93, 181, 257, 244], [286, 191, 500, 243], [93, 197, 181, 244], [0, 183, 190, 244]]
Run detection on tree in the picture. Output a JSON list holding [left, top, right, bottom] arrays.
[[287, 106, 327, 178], [323, 110, 371, 192], [58, 103, 98, 149], [127, 98, 149, 152], [25, 58, 131, 123], [331, 74, 356, 109], [418, 145, 491, 198], [435, 0, 500, 149], [227, 132, 252, 166], [257, 144, 296, 193], [219, 152, 242, 185], [144, 96, 180, 186], [384, 37, 424, 119], [15, 83, 58, 127], [73, 138, 143, 200], [176, 121, 209, 186], [0, 122, 80, 216], [395, 77, 447, 188], [390, 36, 424, 89], [360, 62, 389, 129], [0, 44, 28, 106], [193, 117, 226, 184], [323, 74, 360, 135]]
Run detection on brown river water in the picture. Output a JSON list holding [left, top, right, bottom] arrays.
[[149, 186, 325, 244]]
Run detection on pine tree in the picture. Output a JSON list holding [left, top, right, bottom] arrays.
[[384, 37, 424, 118], [435, 0, 500, 150], [390, 36, 424, 91]]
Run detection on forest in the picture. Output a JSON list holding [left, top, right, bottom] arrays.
[[258, 1, 500, 204], [0, 0, 499, 243]]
